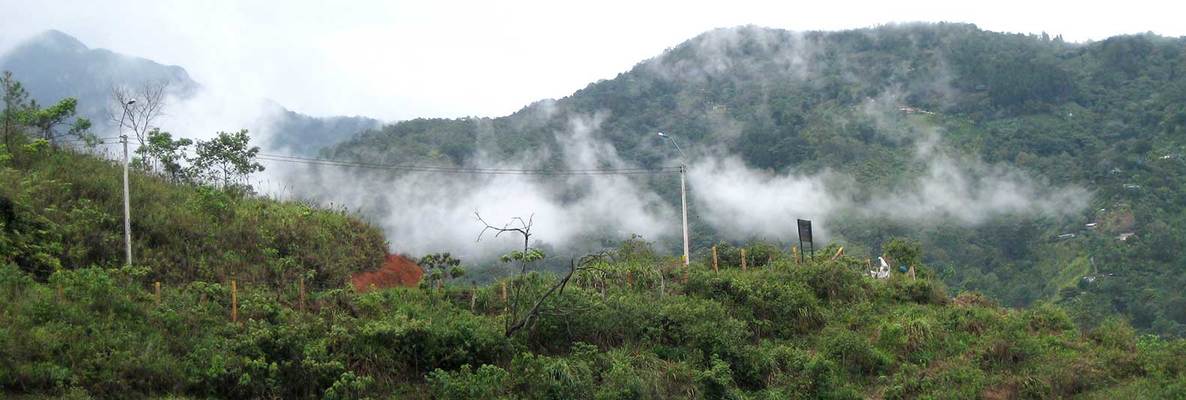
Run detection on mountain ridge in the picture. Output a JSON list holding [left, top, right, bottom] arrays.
[[317, 23, 1186, 337], [0, 29, 379, 154]]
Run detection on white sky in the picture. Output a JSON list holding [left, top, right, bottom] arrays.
[[1, 0, 1183, 121]]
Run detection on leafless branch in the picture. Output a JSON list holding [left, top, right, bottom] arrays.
[[109, 80, 169, 145], [475, 211, 534, 252], [505, 254, 606, 337]]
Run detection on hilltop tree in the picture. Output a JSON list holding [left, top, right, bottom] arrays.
[[29, 97, 92, 148], [420, 252, 464, 289], [136, 128, 193, 183], [1, 71, 32, 154], [883, 237, 922, 272], [2, 71, 91, 150], [190, 129, 264, 190]]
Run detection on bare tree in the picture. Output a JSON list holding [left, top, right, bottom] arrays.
[[475, 211, 608, 337], [109, 80, 169, 145]]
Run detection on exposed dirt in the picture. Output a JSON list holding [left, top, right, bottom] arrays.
[[351, 254, 423, 292]]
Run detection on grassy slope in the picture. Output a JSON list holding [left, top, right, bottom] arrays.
[[0, 145, 387, 289], [2, 143, 1184, 399], [2, 248, 1184, 399]]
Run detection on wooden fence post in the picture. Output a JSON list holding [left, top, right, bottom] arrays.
[[298, 276, 306, 312], [740, 249, 748, 272], [626, 271, 634, 288], [792, 246, 801, 265], [500, 281, 507, 303], [659, 269, 666, 297], [154, 281, 161, 306], [230, 279, 238, 323], [470, 285, 477, 312], [712, 245, 719, 273]]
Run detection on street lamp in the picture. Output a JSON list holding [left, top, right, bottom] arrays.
[[119, 99, 135, 267], [657, 132, 690, 265]]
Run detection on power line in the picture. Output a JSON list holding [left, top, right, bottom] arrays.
[[57, 133, 677, 176], [53, 136, 121, 145], [255, 152, 680, 176]]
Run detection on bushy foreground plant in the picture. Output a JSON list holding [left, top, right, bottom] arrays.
[[3, 249, 1186, 399]]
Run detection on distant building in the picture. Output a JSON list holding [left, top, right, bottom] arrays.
[[1116, 232, 1136, 241], [898, 106, 935, 115]]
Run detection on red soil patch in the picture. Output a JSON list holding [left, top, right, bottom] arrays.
[[351, 254, 424, 292]]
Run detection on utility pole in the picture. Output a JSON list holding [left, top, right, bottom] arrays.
[[679, 164, 689, 266], [658, 132, 690, 266], [119, 99, 135, 267]]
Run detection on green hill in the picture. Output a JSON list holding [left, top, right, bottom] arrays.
[[2, 233, 1185, 398], [3, 24, 1186, 399], [0, 130, 387, 290], [320, 23, 1186, 337]]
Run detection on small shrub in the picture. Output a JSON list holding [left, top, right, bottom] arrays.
[[788, 262, 868, 302], [510, 352, 594, 400], [1088, 317, 1137, 351], [821, 329, 890, 375], [428, 364, 511, 400]]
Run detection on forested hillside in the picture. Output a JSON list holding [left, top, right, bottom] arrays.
[[323, 23, 1186, 337], [2, 60, 1186, 399]]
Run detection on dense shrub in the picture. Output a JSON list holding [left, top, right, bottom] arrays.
[[0, 149, 387, 289], [884, 275, 948, 305], [428, 364, 512, 400], [345, 290, 512, 377], [685, 271, 825, 337], [820, 329, 891, 375], [788, 261, 869, 302]]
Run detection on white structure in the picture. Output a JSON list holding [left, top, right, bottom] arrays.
[[870, 257, 891, 279]]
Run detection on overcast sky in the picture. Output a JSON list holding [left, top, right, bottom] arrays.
[[2, 0, 1183, 122]]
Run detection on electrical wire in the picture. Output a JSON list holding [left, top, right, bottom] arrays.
[[48, 133, 678, 176], [255, 152, 681, 176]]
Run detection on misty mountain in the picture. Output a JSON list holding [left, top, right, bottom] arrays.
[[318, 23, 1186, 336], [0, 30, 378, 154], [259, 100, 381, 155], [0, 29, 200, 126]]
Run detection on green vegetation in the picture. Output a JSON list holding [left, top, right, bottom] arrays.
[[3, 238, 1186, 398], [4, 93, 1183, 397], [3, 25, 1186, 398], [324, 24, 1186, 337], [1, 127, 1183, 399], [1, 75, 387, 289]]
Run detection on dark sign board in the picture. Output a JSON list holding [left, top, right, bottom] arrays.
[[797, 219, 814, 259], [797, 219, 813, 243]]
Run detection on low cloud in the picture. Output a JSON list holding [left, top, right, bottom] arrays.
[[689, 157, 848, 240], [268, 113, 676, 261], [688, 108, 1088, 243]]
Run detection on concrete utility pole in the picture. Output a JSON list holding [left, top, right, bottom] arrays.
[[119, 99, 136, 267], [658, 132, 690, 265]]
